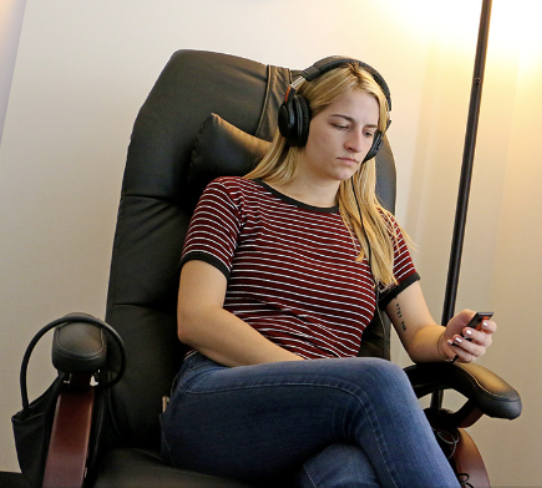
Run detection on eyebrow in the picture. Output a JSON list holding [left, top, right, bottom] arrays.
[[330, 114, 378, 128]]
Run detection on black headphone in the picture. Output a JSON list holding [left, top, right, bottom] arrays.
[[278, 56, 392, 162]]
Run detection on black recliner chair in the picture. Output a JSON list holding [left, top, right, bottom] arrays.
[[19, 50, 521, 488]]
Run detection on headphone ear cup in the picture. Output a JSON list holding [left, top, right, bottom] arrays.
[[293, 95, 310, 147], [363, 131, 383, 163], [278, 92, 311, 147], [278, 96, 295, 143]]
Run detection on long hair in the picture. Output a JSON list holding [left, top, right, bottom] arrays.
[[245, 63, 402, 287]]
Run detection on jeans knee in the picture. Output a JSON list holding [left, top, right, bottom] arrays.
[[358, 357, 408, 385], [374, 358, 409, 384], [349, 358, 416, 407]]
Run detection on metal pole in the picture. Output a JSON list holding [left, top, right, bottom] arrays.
[[431, 0, 493, 410]]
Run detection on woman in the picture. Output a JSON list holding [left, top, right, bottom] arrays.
[[161, 57, 495, 487]]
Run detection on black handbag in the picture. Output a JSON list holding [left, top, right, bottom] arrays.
[[11, 314, 125, 488]]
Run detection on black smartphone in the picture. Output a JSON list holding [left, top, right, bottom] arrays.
[[464, 312, 493, 339], [450, 312, 493, 362]]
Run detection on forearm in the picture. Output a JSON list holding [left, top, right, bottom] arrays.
[[177, 260, 302, 366], [403, 324, 449, 363], [385, 283, 451, 363], [178, 307, 302, 366]]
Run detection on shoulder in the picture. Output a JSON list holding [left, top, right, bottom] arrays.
[[205, 176, 262, 197], [377, 207, 401, 235], [376, 208, 412, 254], [199, 177, 268, 215]]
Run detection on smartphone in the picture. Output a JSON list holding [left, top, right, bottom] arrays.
[[465, 312, 493, 339], [450, 312, 493, 362]]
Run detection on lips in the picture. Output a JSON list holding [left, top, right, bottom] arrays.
[[338, 157, 360, 165]]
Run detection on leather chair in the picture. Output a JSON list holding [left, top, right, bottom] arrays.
[[30, 50, 521, 488]]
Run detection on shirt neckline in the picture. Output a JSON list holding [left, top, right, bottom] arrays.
[[253, 179, 340, 214]]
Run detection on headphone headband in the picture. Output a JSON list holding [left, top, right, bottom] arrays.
[[300, 56, 392, 110]]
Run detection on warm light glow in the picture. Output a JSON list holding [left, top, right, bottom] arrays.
[[382, 0, 542, 69], [381, 0, 482, 52], [490, 0, 542, 71]]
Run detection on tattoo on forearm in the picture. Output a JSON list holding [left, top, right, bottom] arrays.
[[395, 302, 407, 332]]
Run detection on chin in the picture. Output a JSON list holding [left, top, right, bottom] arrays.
[[335, 169, 359, 181]]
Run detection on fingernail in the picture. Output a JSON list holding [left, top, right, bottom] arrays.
[[465, 329, 473, 337], [447, 340, 455, 347], [482, 321, 489, 328], [454, 337, 463, 344]]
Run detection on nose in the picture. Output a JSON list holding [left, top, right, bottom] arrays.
[[345, 130, 364, 154]]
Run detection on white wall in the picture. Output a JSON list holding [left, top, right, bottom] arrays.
[[1, 0, 540, 485]]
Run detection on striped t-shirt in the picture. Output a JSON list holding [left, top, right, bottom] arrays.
[[181, 177, 418, 359]]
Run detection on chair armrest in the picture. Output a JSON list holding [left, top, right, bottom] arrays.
[[53, 321, 107, 375], [49, 313, 126, 388], [404, 362, 522, 420]]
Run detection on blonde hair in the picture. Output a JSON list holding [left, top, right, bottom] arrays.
[[245, 63, 402, 287]]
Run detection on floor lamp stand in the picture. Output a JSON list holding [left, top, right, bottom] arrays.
[[431, 0, 493, 409]]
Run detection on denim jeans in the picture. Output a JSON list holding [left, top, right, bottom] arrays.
[[161, 353, 459, 488]]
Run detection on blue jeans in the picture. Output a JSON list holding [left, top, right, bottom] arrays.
[[161, 353, 459, 487]]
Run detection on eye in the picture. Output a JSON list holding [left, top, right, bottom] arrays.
[[332, 123, 349, 131]]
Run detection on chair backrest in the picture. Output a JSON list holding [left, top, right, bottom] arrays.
[[103, 50, 397, 451]]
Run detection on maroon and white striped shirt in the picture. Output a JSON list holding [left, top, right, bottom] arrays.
[[181, 177, 418, 359]]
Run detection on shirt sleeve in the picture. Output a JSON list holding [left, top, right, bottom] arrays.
[[378, 215, 420, 309], [180, 178, 242, 279]]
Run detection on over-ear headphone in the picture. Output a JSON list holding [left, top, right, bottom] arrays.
[[278, 56, 392, 162]]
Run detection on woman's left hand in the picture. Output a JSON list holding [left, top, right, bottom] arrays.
[[440, 310, 497, 363]]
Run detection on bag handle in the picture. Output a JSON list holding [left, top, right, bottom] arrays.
[[20, 314, 126, 412]]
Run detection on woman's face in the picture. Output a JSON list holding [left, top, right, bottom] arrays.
[[298, 88, 380, 186]]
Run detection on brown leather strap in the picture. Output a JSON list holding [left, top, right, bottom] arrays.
[[42, 376, 94, 488]]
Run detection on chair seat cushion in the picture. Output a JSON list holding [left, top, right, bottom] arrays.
[[94, 448, 262, 488]]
